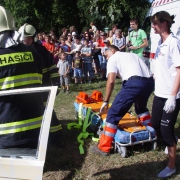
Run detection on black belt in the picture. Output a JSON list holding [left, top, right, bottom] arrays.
[[128, 76, 153, 81]]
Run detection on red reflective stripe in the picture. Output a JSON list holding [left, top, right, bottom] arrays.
[[139, 114, 151, 121], [150, 53, 155, 59], [105, 126, 117, 134], [147, 122, 152, 126]]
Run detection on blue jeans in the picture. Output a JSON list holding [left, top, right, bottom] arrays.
[[83, 63, 94, 79], [106, 76, 154, 125], [74, 68, 82, 78], [98, 55, 103, 70]]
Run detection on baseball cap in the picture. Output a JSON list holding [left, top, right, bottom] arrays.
[[72, 32, 77, 36]]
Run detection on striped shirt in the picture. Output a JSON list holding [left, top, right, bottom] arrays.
[[113, 37, 126, 51]]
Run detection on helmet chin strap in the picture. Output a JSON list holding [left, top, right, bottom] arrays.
[[0, 31, 17, 48], [13, 31, 21, 43]]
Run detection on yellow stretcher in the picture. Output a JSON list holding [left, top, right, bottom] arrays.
[[83, 101, 147, 133], [73, 91, 157, 157]]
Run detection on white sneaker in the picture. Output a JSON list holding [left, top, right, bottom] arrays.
[[164, 136, 178, 154], [157, 166, 176, 178]]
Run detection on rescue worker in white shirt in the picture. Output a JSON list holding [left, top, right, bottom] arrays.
[[150, 11, 180, 178], [91, 45, 154, 156], [0, 6, 44, 148], [18, 24, 64, 147]]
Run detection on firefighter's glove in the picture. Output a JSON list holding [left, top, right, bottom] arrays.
[[163, 96, 176, 113], [99, 101, 108, 114]]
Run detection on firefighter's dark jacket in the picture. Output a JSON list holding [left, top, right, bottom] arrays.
[[32, 42, 62, 134], [32, 42, 60, 87], [0, 43, 44, 148]]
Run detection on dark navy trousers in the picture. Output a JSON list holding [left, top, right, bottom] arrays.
[[106, 76, 154, 125]]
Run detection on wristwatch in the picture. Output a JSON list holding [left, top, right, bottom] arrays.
[[137, 46, 140, 49]]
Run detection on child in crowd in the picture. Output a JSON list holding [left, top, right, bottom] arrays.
[[59, 36, 70, 53], [81, 39, 94, 83], [72, 51, 83, 84], [59, 36, 72, 70], [54, 47, 64, 65], [57, 52, 70, 94]]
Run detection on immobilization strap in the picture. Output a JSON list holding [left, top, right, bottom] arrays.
[[67, 103, 83, 130], [77, 107, 98, 154]]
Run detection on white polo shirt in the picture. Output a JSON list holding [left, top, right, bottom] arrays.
[[107, 51, 152, 81], [154, 33, 180, 99]]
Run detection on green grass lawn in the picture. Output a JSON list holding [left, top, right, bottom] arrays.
[[43, 78, 180, 180]]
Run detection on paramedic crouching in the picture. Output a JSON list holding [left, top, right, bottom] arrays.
[[91, 45, 154, 155]]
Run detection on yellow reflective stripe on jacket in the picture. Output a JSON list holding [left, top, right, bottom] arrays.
[[50, 73, 60, 79], [0, 52, 34, 67], [43, 65, 58, 73], [0, 73, 42, 90], [48, 65, 57, 71], [42, 68, 48, 73], [0, 116, 43, 135], [50, 124, 62, 132]]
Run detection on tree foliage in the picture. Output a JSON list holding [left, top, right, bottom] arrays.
[[0, 0, 151, 34], [0, 0, 80, 35], [77, 0, 151, 32]]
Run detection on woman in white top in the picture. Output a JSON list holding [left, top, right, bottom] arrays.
[[150, 11, 180, 178]]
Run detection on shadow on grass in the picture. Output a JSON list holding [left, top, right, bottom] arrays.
[[43, 118, 180, 180], [43, 119, 93, 179], [92, 158, 180, 180]]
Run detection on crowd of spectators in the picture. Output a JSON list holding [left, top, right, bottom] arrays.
[[36, 22, 142, 93]]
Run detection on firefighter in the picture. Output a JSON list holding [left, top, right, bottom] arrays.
[[18, 23, 64, 147], [0, 6, 44, 148]]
